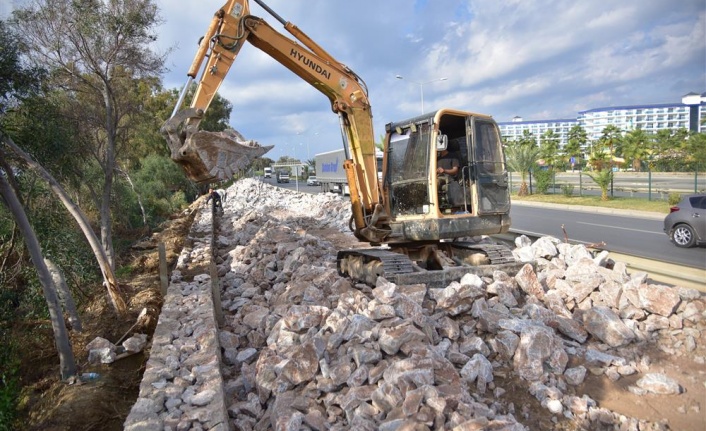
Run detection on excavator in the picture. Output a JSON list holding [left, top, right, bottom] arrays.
[[162, 0, 522, 287]]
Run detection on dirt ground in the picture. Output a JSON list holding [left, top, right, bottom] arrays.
[[12, 206, 706, 430], [13, 206, 197, 431], [579, 343, 706, 431]]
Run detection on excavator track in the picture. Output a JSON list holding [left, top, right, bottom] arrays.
[[337, 249, 415, 275], [337, 242, 525, 288], [447, 242, 517, 265]]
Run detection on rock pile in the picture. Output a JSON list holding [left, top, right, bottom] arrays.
[[128, 180, 706, 430], [211, 179, 704, 431]]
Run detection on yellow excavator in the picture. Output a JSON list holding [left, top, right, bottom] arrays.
[[163, 0, 521, 287]]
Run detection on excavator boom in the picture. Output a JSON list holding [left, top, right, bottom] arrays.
[[163, 0, 380, 221]]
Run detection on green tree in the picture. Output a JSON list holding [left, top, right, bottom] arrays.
[[590, 125, 622, 172], [0, 167, 77, 381], [131, 154, 192, 225], [0, 20, 46, 116], [619, 128, 653, 172], [565, 124, 587, 170], [586, 125, 621, 200], [250, 157, 274, 172], [587, 169, 613, 201], [684, 131, 706, 171], [505, 144, 539, 196], [653, 128, 691, 171], [517, 130, 538, 149], [12, 0, 166, 271], [539, 129, 560, 168]]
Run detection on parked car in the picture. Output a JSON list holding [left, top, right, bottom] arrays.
[[307, 175, 319, 186], [663, 193, 706, 248]]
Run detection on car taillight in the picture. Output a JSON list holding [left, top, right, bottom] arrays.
[[669, 206, 680, 213]]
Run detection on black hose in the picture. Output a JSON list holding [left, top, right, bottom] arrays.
[[252, 0, 287, 26]]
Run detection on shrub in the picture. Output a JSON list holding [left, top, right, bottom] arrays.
[[668, 192, 681, 206], [533, 169, 554, 194], [561, 183, 575, 197]]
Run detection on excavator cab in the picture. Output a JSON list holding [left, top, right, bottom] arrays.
[[382, 109, 511, 242], [337, 109, 516, 288]]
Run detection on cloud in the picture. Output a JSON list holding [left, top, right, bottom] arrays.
[[7, 0, 704, 159]]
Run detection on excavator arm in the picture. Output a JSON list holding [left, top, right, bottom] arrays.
[[163, 0, 382, 238]]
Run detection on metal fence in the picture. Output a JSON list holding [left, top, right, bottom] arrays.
[[509, 171, 706, 200]]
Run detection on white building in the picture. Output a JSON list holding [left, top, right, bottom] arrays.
[[498, 117, 577, 146], [498, 92, 706, 148]]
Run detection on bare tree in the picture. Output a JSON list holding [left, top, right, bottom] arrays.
[[0, 154, 77, 380], [11, 0, 166, 270]]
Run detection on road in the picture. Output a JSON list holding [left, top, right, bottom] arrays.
[[510, 202, 706, 270], [267, 178, 705, 271]]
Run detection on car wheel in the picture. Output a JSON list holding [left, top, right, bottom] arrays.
[[671, 223, 696, 248]]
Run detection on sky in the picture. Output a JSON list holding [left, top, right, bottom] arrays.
[[3, 0, 705, 162]]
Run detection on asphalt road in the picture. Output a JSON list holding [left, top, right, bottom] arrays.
[[510, 202, 706, 270], [266, 177, 705, 271]]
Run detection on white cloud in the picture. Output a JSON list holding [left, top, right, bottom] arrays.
[[6, 0, 704, 158]]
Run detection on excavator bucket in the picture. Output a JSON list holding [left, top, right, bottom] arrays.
[[162, 108, 273, 184]]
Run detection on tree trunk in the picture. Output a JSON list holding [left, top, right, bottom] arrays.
[[601, 188, 609, 201], [101, 84, 117, 271], [118, 167, 147, 227], [100, 181, 115, 271], [1, 133, 126, 315], [0, 164, 77, 380], [44, 258, 83, 332]]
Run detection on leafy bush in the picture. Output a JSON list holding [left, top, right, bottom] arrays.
[[668, 192, 681, 206], [533, 169, 554, 194], [561, 183, 575, 197]]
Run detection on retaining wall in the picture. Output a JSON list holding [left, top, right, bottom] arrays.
[[124, 205, 229, 431]]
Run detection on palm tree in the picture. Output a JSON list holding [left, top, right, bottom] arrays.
[[619, 128, 652, 171], [587, 169, 613, 201], [586, 125, 623, 200], [505, 144, 540, 196], [565, 124, 587, 170]]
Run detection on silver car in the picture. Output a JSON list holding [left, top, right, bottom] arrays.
[[663, 193, 706, 248]]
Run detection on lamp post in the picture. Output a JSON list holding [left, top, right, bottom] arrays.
[[395, 75, 448, 114]]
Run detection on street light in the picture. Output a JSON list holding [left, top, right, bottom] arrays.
[[396, 75, 448, 114]]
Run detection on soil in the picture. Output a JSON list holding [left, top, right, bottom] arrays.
[[13, 206, 197, 431], [578, 343, 706, 431], [11, 201, 706, 430]]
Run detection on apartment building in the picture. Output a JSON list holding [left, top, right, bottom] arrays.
[[498, 92, 705, 147], [498, 117, 577, 145]]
